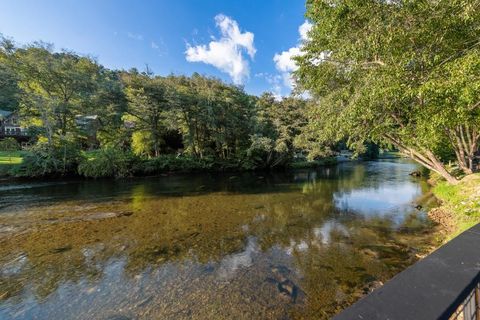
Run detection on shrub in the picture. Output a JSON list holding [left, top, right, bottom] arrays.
[[15, 140, 80, 177], [78, 148, 137, 178], [137, 154, 216, 174], [0, 138, 20, 151]]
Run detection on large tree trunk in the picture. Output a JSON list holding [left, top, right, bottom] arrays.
[[385, 134, 459, 184], [447, 125, 479, 175]]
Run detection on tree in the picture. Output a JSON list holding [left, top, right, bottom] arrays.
[[166, 74, 255, 160], [11, 43, 102, 145], [91, 70, 128, 149], [122, 72, 169, 157], [248, 93, 308, 168], [0, 36, 21, 111], [296, 0, 480, 183]]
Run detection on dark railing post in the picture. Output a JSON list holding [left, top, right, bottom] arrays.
[[475, 284, 480, 320]]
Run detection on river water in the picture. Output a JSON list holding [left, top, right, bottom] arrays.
[[0, 159, 440, 319]]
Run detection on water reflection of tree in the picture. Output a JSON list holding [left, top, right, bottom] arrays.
[[0, 161, 437, 318]]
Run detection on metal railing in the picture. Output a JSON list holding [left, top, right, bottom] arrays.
[[450, 283, 480, 320], [334, 223, 480, 320]]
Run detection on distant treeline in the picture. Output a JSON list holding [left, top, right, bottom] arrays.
[[5, 0, 476, 183], [0, 37, 368, 178]]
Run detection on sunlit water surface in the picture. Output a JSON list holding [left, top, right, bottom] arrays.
[[0, 159, 440, 319]]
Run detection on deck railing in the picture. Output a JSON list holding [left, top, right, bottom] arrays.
[[334, 224, 480, 320], [450, 283, 480, 320]]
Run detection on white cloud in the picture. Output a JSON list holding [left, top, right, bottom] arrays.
[[151, 41, 159, 49], [127, 32, 144, 41], [271, 21, 313, 95], [273, 46, 302, 73], [299, 21, 313, 41], [185, 14, 256, 84]]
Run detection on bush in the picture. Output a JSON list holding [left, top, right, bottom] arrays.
[[137, 154, 216, 174], [15, 140, 80, 177], [137, 153, 269, 174], [78, 148, 138, 178], [0, 138, 20, 151]]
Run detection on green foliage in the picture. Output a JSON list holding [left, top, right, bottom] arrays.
[[358, 141, 379, 160], [163, 74, 256, 160], [0, 64, 21, 112], [0, 137, 20, 151], [247, 93, 309, 168], [0, 34, 356, 178], [297, 0, 480, 182], [0, 36, 21, 111], [131, 131, 155, 157], [138, 155, 215, 174], [78, 148, 137, 178], [15, 140, 80, 177], [5, 42, 113, 147], [433, 174, 480, 237], [123, 72, 169, 157]]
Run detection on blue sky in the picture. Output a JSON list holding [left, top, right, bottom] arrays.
[[0, 0, 310, 97]]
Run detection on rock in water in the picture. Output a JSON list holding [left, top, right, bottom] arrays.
[[409, 170, 422, 177], [270, 265, 303, 303], [271, 265, 290, 283], [278, 279, 298, 302], [362, 280, 384, 294], [105, 315, 131, 320], [50, 245, 72, 254]]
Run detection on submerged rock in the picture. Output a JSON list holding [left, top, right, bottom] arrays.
[[362, 280, 384, 294], [271, 265, 290, 283], [269, 265, 302, 303], [105, 315, 131, 320], [50, 245, 72, 254], [278, 279, 298, 302], [85, 211, 133, 221], [409, 170, 422, 177]]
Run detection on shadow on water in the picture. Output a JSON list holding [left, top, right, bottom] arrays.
[[0, 158, 440, 319]]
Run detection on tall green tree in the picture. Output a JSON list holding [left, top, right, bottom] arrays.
[[296, 0, 480, 183], [248, 93, 308, 167], [166, 74, 255, 159], [0, 36, 21, 111], [11, 43, 102, 145], [122, 72, 169, 157]]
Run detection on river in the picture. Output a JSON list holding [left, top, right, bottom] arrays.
[[0, 158, 440, 319]]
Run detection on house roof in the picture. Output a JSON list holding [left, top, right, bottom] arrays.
[[0, 110, 13, 119]]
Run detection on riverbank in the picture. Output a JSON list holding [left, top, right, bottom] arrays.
[[0, 151, 25, 176], [0, 149, 338, 180], [429, 173, 480, 240]]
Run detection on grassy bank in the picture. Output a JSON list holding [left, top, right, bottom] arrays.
[[0, 147, 339, 179], [0, 151, 27, 176], [431, 173, 480, 240]]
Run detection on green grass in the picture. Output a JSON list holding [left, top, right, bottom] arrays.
[[0, 151, 29, 176], [433, 173, 480, 238], [0, 151, 25, 164]]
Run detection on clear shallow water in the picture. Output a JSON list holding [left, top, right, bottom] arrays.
[[0, 159, 439, 319]]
